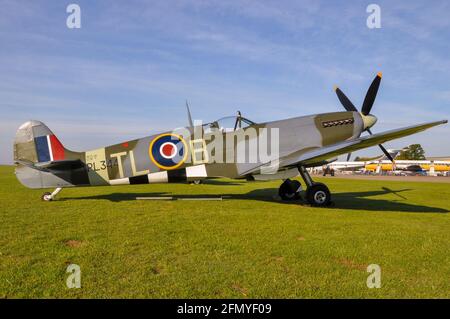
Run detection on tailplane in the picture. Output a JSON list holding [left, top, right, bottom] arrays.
[[14, 121, 86, 189]]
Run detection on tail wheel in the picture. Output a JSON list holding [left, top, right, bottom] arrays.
[[306, 183, 331, 206], [279, 179, 302, 201], [41, 192, 53, 201]]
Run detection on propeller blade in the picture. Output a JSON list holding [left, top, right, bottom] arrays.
[[346, 153, 352, 161], [366, 128, 394, 163], [378, 143, 394, 162], [334, 86, 358, 112], [361, 72, 382, 115]]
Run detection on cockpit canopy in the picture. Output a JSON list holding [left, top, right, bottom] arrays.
[[203, 115, 256, 133]]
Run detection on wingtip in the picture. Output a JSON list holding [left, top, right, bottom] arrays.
[[333, 85, 338, 91], [377, 72, 383, 78]]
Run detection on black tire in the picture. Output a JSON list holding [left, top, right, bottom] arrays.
[[306, 183, 331, 206], [278, 179, 301, 201], [41, 192, 52, 201]]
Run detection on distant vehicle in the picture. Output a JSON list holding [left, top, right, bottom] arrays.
[[322, 166, 335, 176]]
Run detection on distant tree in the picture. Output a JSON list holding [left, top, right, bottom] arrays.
[[396, 144, 426, 160]]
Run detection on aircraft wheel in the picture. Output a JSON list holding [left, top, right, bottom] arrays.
[[191, 180, 202, 185], [278, 179, 301, 201], [41, 192, 53, 201], [306, 183, 331, 206]]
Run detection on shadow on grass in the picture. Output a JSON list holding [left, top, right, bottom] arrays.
[[61, 186, 448, 213], [329, 189, 448, 213], [200, 179, 243, 186]]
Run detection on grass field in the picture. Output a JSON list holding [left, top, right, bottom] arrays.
[[0, 165, 449, 298]]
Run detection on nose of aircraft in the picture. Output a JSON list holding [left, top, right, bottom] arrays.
[[361, 114, 378, 130]]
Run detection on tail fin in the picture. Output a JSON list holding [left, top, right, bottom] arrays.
[[14, 120, 69, 164], [14, 121, 87, 189]]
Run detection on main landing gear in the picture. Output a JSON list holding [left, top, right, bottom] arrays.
[[278, 166, 331, 206], [298, 166, 331, 206], [41, 187, 62, 201]]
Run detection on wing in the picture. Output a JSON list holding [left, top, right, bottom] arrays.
[[283, 120, 447, 167], [244, 120, 447, 175]]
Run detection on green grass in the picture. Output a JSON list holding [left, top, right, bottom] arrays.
[[0, 165, 449, 298]]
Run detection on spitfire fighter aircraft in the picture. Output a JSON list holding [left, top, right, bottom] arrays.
[[14, 73, 447, 206]]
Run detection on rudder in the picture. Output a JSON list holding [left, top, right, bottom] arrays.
[[14, 120, 67, 164]]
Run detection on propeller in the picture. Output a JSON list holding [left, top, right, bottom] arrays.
[[366, 128, 395, 162], [346, 153, 352, 162], [362, 72, 382, 115], [334, 72, 394, 163], [334, 86, 358, 112]]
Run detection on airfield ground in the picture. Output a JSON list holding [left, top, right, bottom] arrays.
[[0, 165, 449, 298]]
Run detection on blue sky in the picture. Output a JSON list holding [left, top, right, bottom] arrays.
[[1, 0, 450, 164]]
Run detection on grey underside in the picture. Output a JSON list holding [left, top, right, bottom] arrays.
[[15, 165, 75, 188]]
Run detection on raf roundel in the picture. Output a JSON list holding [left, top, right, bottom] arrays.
[[160, 142, 177, 159], [149, 133, 188, 170]]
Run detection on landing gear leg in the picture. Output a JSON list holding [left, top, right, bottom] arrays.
[[278, 179, 302, 201], [41, 187, 62, 201], [298, 166, 331, 206]]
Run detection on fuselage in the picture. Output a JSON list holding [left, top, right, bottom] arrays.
[[15, 111, 365, 188]]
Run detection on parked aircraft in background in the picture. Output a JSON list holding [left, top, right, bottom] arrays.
[[319, 149, 450, 176], [321, 149, 403, 174], [365, 160, 450, 175]]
